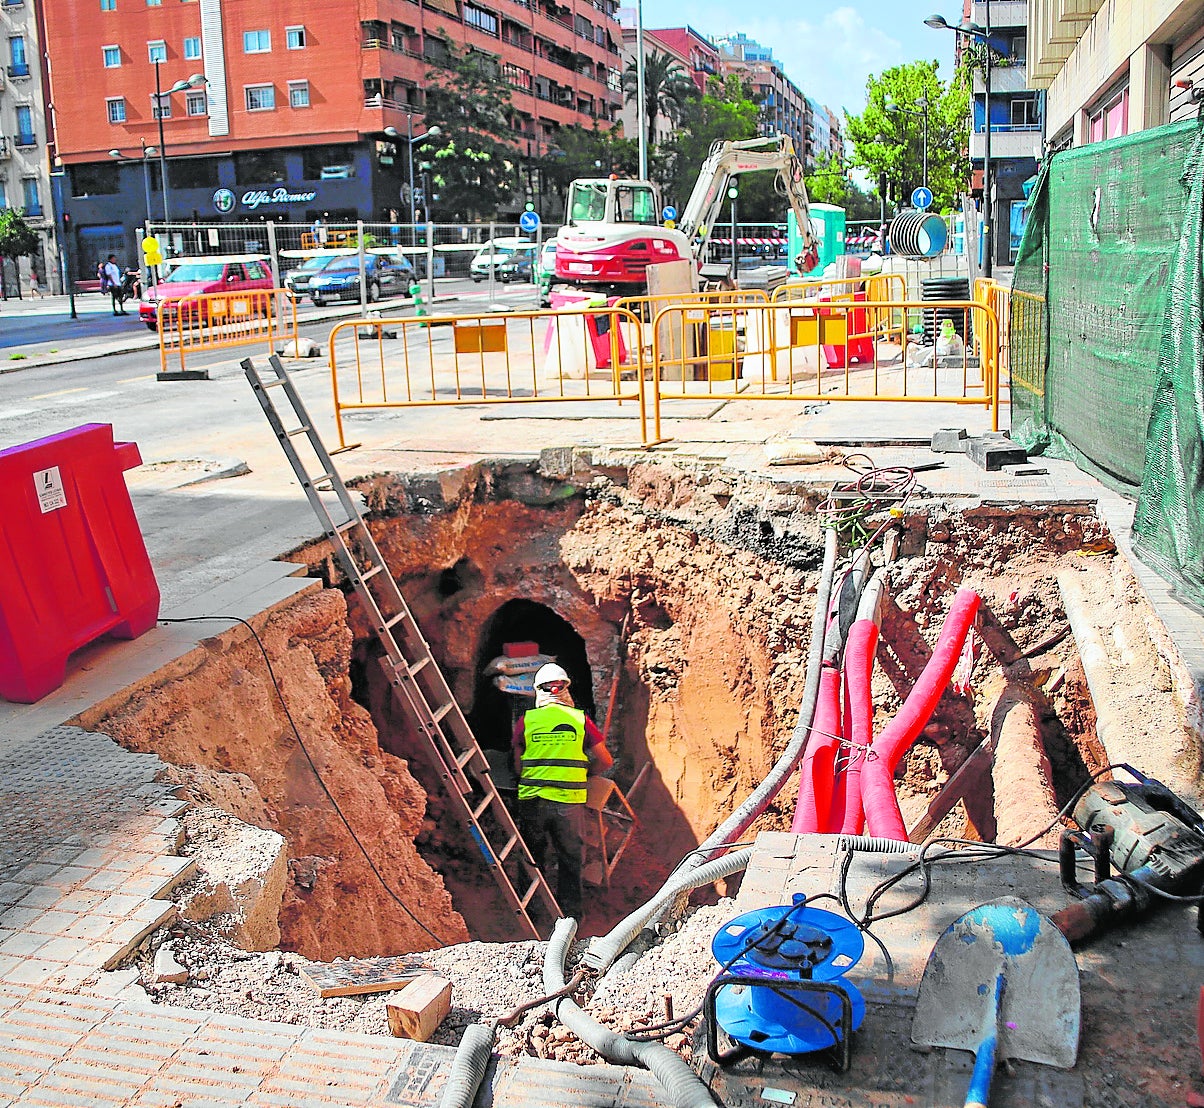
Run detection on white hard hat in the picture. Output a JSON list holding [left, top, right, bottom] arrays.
[[534, 663, 570, 688]]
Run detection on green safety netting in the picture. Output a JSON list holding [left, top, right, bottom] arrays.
[[1010, 117, 1204, 605]]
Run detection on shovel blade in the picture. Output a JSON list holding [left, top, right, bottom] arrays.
[[912, 896, 1080, 1070]]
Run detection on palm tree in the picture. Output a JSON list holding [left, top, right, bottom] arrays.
[[622, 50, 696, 151]]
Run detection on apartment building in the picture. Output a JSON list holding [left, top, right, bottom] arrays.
[[1, 0, 57, 291], [618, 27, 692, 147], [1028, 0, 1203, 145], [713, 36, 809, 164], [645, 26, 719, 93], [43, 0, 623, 272]]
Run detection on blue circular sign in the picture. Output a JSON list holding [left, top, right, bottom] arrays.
[[519, 210, 541, 233], [911, 186, 933, 211], [212, 188, 236, 214], [662, 205, 677, 221]]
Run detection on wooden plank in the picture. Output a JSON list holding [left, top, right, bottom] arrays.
[[299, 956, 432, 998], [386, 975, 452, 1041], [908, 736, 993, 843]]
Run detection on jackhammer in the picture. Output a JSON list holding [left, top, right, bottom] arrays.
[[1053, 765, 1204, 943]]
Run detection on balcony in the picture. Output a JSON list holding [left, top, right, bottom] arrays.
[[971, 1, 1027, 30], [0, 137, 9, 158], [13, 131, 35, 148], [970, 124, 1042, 160], [7, 63, 29, 79]]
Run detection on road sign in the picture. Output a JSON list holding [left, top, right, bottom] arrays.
[[662, 205, 677, 221], [911, 186, 933, 210], [519, 210, 541, 233]]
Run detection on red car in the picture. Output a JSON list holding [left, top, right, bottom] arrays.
[[139, 254, 274, 331]]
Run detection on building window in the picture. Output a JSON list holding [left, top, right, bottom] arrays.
[[288, 80, 310, 108], [103, 45, 121, 67], [464, 4, 498, 36], [100, 0, 116, 10], [146, 0, 160, 6], [15, 105, 34, 145], [0, 181, 6, 207], [243, 29, 271, 53], [9, 35, 28, 75], [21, 177, 39, 216], [185, 89, 206, 115], [183, 36, 201, 60], [152, 93, 172, 119], [245, 84, 275, 111], [106, 96, 126, 122], [148, 40, 167, 63], [1087, 86, 1128, 143], [286, 25, 306, 49]]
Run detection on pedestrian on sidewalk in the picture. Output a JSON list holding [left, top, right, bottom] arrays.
[[100, 255, 126, 315], [512, 663, 613, 920], [28, 269, 42, 298]]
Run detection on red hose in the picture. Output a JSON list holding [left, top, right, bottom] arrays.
[[837, 619, 879, 835], [791, 662, 843, 833], [862, 588, 981, 840]]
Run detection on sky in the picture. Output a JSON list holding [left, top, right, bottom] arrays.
[[637, 0, 961, 121]]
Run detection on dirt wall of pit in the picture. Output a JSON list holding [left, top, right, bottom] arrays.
[[74, 588, 468, 960]]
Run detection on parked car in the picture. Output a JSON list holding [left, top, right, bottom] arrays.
[[138, 255, 274, 331], [497, 252, 534, 283], [470, 238, 534, 282], [536, 241, 557, 306], [283, 252, 350, 297], [309, 252, 414, 305]]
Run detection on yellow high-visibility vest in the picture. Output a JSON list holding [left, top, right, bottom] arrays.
[[518, 703, 589, 803]]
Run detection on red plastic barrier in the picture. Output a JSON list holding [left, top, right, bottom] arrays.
[[0, 424, 160, 703], [837, 619, 879, 835], [821, 291, 874, 369], [791, 662, 843, 833], [862, 588, 981, 840]]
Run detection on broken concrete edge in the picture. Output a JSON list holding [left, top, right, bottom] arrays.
[[177, 460, 253, 487]]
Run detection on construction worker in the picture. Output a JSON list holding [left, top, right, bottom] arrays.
[[512, 663, 613, 920]]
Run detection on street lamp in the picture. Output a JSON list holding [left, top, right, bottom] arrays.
[[383, 121, 440, 233], [152, 61, 207, 224], [109, 140, 156, 239], [926, 8, 993, 276], [884, 96, 929, 192]]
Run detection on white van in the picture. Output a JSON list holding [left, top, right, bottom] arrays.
[[470, 238, 535, 282]]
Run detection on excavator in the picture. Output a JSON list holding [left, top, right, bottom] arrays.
[[553, 134, 818, 295]]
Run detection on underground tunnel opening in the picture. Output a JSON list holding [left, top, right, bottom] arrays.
[[81, 459, 1193, 984]]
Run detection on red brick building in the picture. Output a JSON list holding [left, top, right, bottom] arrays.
[[43, 0, 623, 269]]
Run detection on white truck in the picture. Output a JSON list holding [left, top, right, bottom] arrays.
[[553, 134, 817, 294]]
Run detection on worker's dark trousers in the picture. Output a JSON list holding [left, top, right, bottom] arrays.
[[517, 797, 585, 920]]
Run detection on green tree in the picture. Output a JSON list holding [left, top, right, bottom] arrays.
[[537, 124, 638, 214], [844, 60, 969, 214], [0, 209, 38, 300], [420, 47, 523, 220], [622, 50, 697, 153], [662, 74, 759, 208], [806, 153, 850, 207]]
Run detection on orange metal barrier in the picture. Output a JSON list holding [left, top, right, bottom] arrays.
[[648, 298, 1001, 440], [158, 288, 299, 376], [327, 306, 648, 449], [974, 278, 1011, 384], [613, 288, 769, 322]]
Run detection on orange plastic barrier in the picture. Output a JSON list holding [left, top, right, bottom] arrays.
[[0, 424, 160, 702]]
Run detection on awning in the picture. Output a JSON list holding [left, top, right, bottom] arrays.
[[424, 0, 459, 15]]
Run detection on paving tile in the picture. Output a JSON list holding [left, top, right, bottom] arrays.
[[0, 932, 49, 958], [52, 889, 107, 913], [0, 884, 31, 907], [26, 909, 83, 936], [29, 937, 92, 963], [0, 906, 43, 929], [83, 967, 142, 997], [15, 887, 64, 910], [80, 870, 136, 894], [92, 892, 150, 919], [62, 915, 115, 941], [3, 960, 69, 987]]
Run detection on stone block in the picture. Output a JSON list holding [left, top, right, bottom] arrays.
[[930, 428, 968, 453], [966, 433, 1028, 472], [177, 808, 287, 952]]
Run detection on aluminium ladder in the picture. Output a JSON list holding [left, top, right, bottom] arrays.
[[243, 354, 561, 939]]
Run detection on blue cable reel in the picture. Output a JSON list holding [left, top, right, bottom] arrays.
[[707, 896, 866, 1069]]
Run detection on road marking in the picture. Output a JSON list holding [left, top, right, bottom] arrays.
[[118, 374, 156, 384], [56, 390, 120, 403], [30, 387, 86, 400]]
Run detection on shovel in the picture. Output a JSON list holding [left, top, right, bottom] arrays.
[[912, 897, 1080, 1107]]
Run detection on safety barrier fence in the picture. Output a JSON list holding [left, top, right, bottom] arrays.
[[157, 288, 299, 377], [646, 299, 1001, 439], [327, 306, 647, 449], [771, 273, 910, 352], [1004, 288, 1046, 400], [325, 293, 1001, 447]]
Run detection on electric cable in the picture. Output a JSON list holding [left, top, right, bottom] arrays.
[[160, 614, 449, 946]]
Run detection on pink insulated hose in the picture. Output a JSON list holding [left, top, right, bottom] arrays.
[[862, 588, 981, 840], [791, 661, 843, 833], [837, 618, 879, 835]]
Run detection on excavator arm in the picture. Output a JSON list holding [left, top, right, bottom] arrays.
[[676, 135, 817, 272]]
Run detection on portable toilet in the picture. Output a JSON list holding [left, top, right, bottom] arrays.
[[789, 204, 845, 276]]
